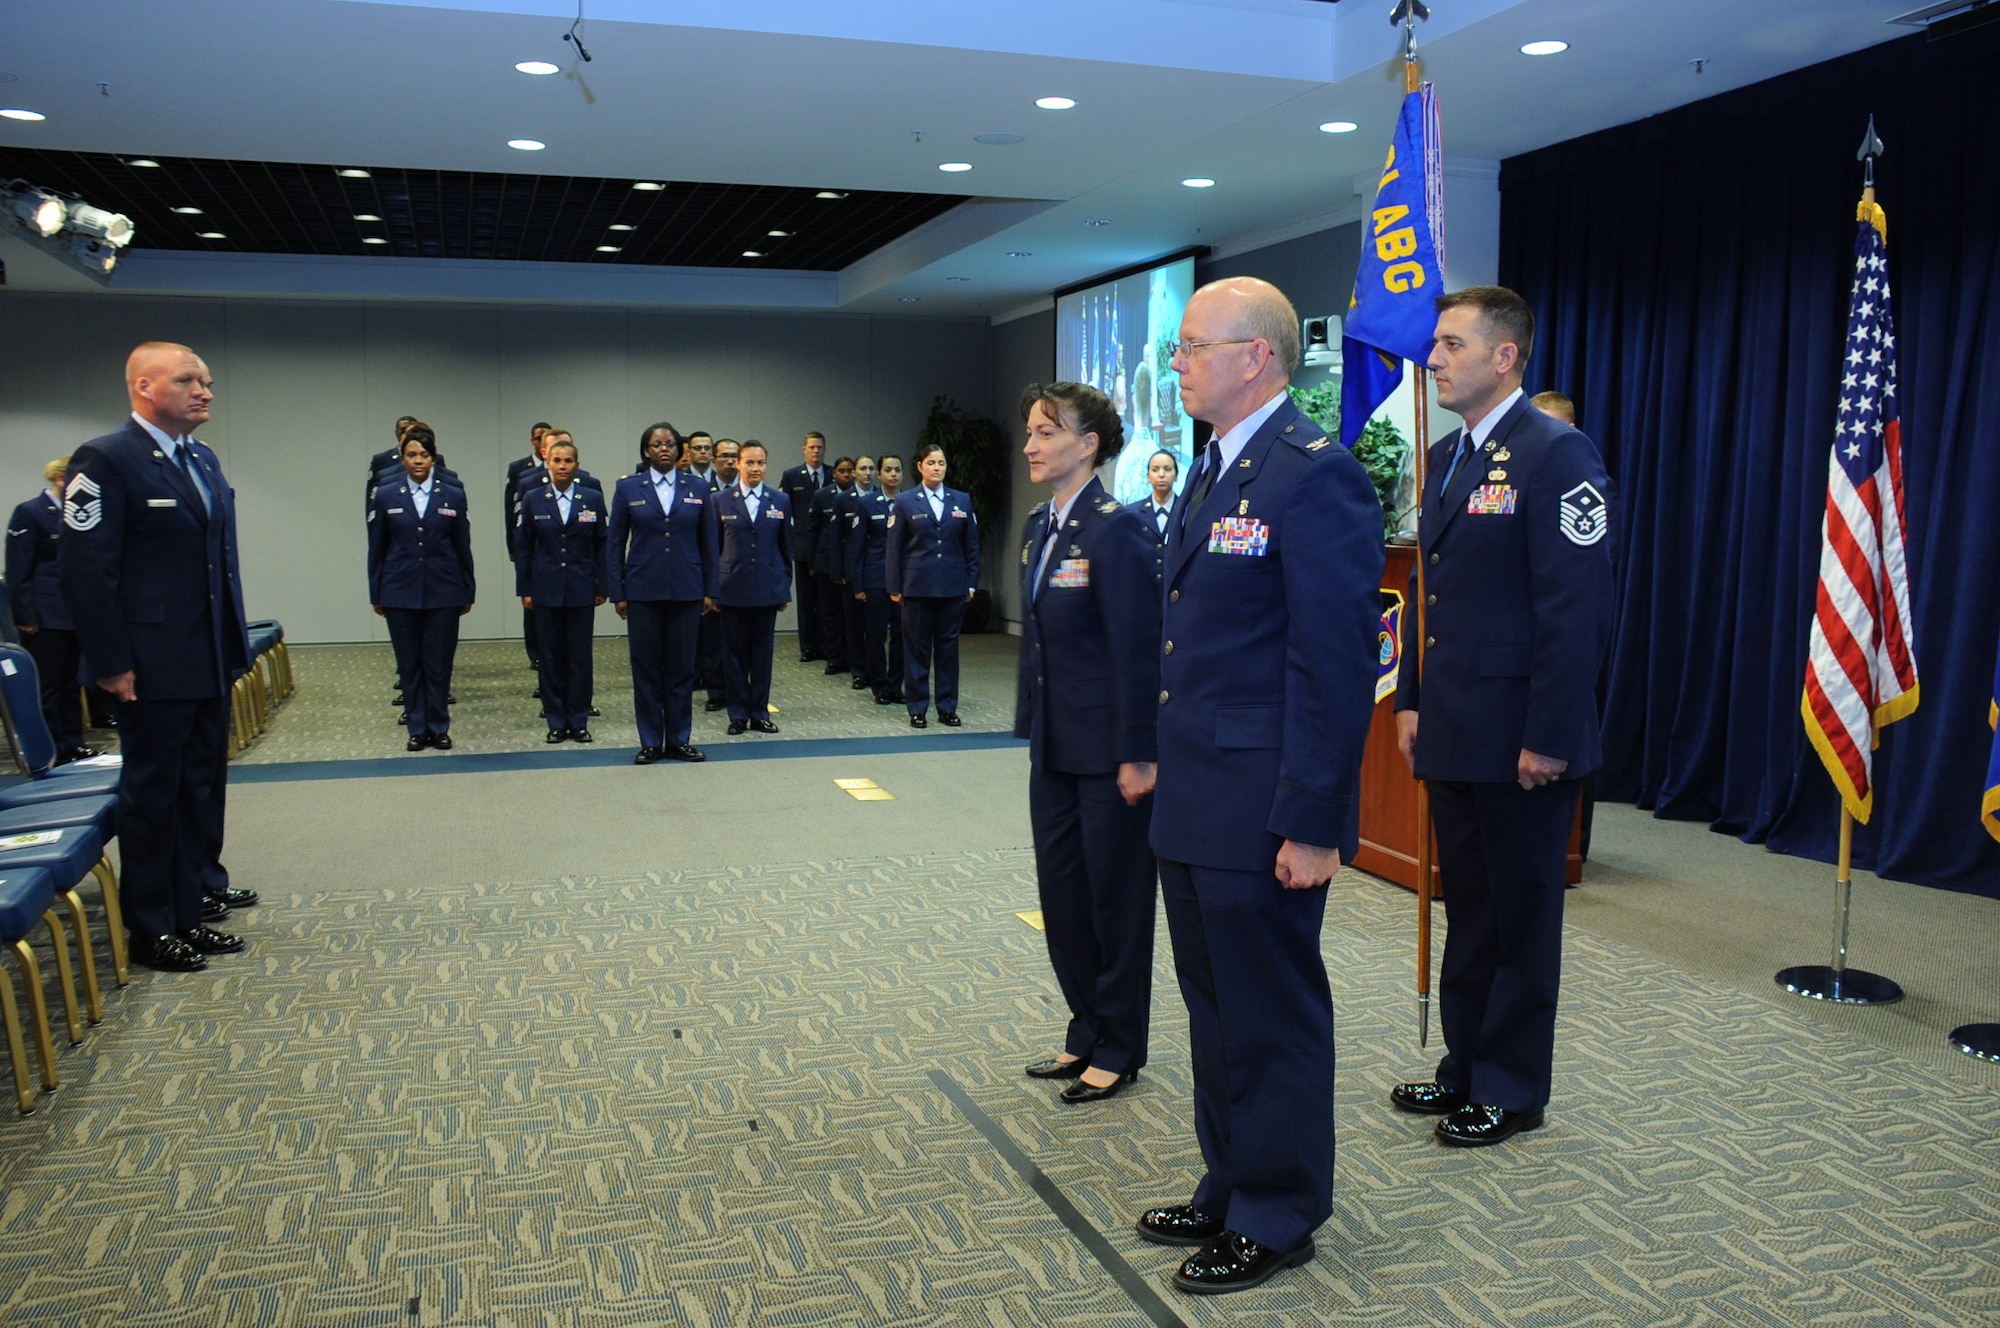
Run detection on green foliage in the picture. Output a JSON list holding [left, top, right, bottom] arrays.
[[916, 395, 1007, 580], [1288, 381, 1407, 536]]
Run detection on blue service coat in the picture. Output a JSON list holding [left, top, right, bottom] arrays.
[[843, 487, 895, 591], [1015, 477, 1161, 775], [809, 483, 858, 578], [606, 470, 720, 603], [56, 418, 251, 700], [1394, 392, 1614, 782], [778, 462, 830, 559], [514, 483, 609, 606], [884, 485, 980, 599], [1151, 399, 1384, 867], [367, 478, 475, 609], [713, 484, 794, 607], [6, 492, 73, 632], [509, 465, 601, 561]]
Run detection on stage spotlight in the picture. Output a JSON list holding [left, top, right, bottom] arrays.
[[69, 234, 120, 276], [1, 179, 138, 281], [68, 202, 136, 247], [5, 182, 68, 237]]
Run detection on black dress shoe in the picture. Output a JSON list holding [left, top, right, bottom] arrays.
[[407, 734, 429, 751], [749, 718, 779, 734], [546, 728, 568, 743], [200, 896, 230, 922], [664, 743, 706, 762], [213, 887, 259, 909], [531, 686, 543, 700], [570, 729, 594, 743], [430, 734, 453, 750], [1173, 1232, 1315, 1295], [589, 706, 600, 717], [851, 677, 870, 690], [909, 714, 928, 729], [938, 711, 962, 727], [1135, 1204, 1226, 1248], [392, 691, 405, 706], [1390, 1080, 1467, 1116], [177, 925, 246, 955], [446, 694, 456, 705], [57, 745, 100, 764], [1061, 1069, 1137, 1104], [1024, 1057, 1088, 1080], [874, 692, 895, 705], [704, 697, 727, 712], [823, 662, 842, 676], [131, 932, 207, 972], [634, 746, 663, 765], [398, 710, 411, 726], [1435, 1103, 1544, 1147]]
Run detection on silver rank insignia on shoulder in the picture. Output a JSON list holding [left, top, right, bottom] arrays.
[[1559, 481, 1607, 546], [63, 473, 104, 531], [1307, 436, 1330, 450]]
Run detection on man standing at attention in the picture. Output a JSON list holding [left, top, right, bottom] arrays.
[[778, 431, 829, 662], [59, 342, 254, 972], [1139, 278, 1383, 1294], [1391, 286, 1614, 1147]]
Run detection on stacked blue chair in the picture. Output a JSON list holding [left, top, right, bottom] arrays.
[[0, 643, 129, 985], [0, 864, 86, 1114], [233, 619, 293, 754]]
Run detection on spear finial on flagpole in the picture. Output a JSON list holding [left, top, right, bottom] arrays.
[[1391, 0, 1431, 88], [1856, 115, 1884, 201]]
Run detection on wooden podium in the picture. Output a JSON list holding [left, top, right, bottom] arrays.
[[1353, 543, 1585, 893]]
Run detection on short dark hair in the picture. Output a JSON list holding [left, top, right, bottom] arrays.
[[714, 438, 740, 454], [1435, 285, 1535, 366], [914, 441, 946, 464], [400, 426, 436, 458], [804, 431, 826, 445], [395, 414, 417, 430], [531, 421, 551, 436], [1150, 448, 1180, 476], [1020, 381, 1127, 466], [687, 431, 712, 444], [739, 439, 768, 459], [831, 455, 855, 473], [640, 421, 680, 465]]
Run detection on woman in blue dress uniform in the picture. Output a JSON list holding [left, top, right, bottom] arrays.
[[515, 434, 609, 742], [1014, 383, 1163, 1103], [7, 456, 94, 760], [884, 442, 980, 727], [608, 423, 719, 765], [367, 426, 474, 750]]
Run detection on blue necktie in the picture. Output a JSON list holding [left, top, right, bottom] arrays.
[[1179, 441, 1220, 532], [174, 444, 211, 515], [1439, 435, 1474, 494]]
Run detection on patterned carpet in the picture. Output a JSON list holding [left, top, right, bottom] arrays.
[[4, 851, 1997, 1327], [235, 635, 1020, 764]]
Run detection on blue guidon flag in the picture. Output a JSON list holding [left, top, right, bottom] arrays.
[[1340, 83, 1446, 450]]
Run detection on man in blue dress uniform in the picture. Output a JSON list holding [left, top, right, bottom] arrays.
[[778, 432, 830, 662], [713, 441, 792, 734], [515, 434, 608, 742], [1390, 287, 1614, 1148], [58, 342, 256, 972], [1136, 279, 1384, 1295], [503, 422, 549, 674], [806, 456, 857, 678], [843, 457, 900, 704]]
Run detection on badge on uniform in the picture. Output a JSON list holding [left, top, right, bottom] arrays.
[[63, 473, 103, 531], [1560, 481, 1607, 545], [1050, 557, 1089, 589], [684, 495, 702, 505], [887, 514, 897, 529], [1467, 485, 1517, 515], [578, 509, 598, 523], [1208, 516, 1269, 555], [440, 506, 457, 517], [951, 508, 967, 519]]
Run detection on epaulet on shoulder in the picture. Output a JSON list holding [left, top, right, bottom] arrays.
[[1278, 421, 1335, 456]]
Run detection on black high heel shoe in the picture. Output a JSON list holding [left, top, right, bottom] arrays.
[[1061, 1069, 1138, 1103]]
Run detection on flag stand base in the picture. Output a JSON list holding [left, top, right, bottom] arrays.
[[1774, 965, 1903, 1005], [1948, 1023, 2000, 1062]]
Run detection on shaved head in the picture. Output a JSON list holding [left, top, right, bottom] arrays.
[[126, 341, 213, 435]]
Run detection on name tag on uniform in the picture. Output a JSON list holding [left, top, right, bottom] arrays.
[[577, 509, 598, 523], [1208, 516, 1269, 556], [146, 498, 178, 508], [440, 507, 457, 517], [1050, 558, 1090, 589], [766, 509, 784, 520], [1467, 485, 1518, 515], [629, 500, 647, 507], [683, 495, 703, 505], [388, 507, 405, 515], [951, 508, 968, 519]]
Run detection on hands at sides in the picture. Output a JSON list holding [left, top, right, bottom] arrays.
[[890, 593, 902, 604], [460, 602, 475, 617], [18, 624, 36, 635], [97, 671, 136, 702], [521, 596, 533, 611], [594, 597, 606, 607], [615, 601, 629, 620], [703, 596, 718, 614], [1518, 748, 1568, 791], [966, 590, 976, 603], [1396, 709, 1418, 773], [372, 605, 385, 617], [1116, 761, 1157, 805], [1276, 840, 1342, 891]]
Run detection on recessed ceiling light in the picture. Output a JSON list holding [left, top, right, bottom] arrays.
[[515, 60, 560, 76], [632, 181, 666, 191], [767, 230, 791, 237], [171, 206, 204, 215], [1182, 178, 1216, 188], [1084, 218, 1111, 227], [197, 232, 226, 240], [507, 138, 545, 151], [608, 223, 635, 231], [974, 133, 1024, 146], [596, 245, 621, 253], [0, 109, 47, 122], [742, 250, 764, 258], [362, 237, 389, 245], [1005, 251, 1032, 258], [1035, 97, 1076, 111], [938, 162, 973, 173], [337, 168, 372, 179], [1319, 120, 1358, 134], [899, 296, 920, 303], [126, 158, 160, 168], [1521, 40, 1569, 56], [353, 213, 382, 222], [815, 191, 848, 200]]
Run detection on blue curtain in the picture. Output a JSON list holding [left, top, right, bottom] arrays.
[[1498, 26, 2000, 897]]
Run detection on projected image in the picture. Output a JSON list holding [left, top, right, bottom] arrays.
[[1056, 256, 1196, 505]]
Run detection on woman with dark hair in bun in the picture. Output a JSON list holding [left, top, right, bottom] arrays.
[[1014, 381, 1162, 1105], [368, 425, 474, 750]]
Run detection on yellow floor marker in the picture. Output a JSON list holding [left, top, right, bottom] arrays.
[[1016, 910, 1045, 931], [835, 777, 895, 802]]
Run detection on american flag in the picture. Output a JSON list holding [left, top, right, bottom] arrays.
[[1802, 202, 1919, 822]]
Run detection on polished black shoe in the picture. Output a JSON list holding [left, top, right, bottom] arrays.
[[874, 692, 895, 705], [213, 887, 259, 910], [200, 896, 230, 922], [430, 734, 453, 750], [1135, 1204, 1226, 1248], [909, 714, 928, 729], [531, 686, 543, 700], [570, 728, 594, 743], [177, 925, 246, 955], [824, 662, 844, 676], [56, 745, 101, 764], [749, 718, 779, 734], [398, 710, 411, 726], [884, 690, 905, 704], [589, 706, 601, 717], [546, 728, 568, 743], [131, 932, 208, 972], [663, 743, 706, 762], [800, 650, 825, 663], [1024, 1057, 1088, 1080], [1061, 1069, 1137, 1104], [1435, 1103, 1544, 1148], [704, 697, 727, 712], [391, 691, 405, 706], [1390, 1080, 1467, 1116], [634, 746, 663, 765], [446, 694, 456, 705], [1173, 1232, 1315, 1295], [851, 677, 870, 690], [938, 711, 962, 727], [407, 734, 429, 751], [726, 719, 748, 735]]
